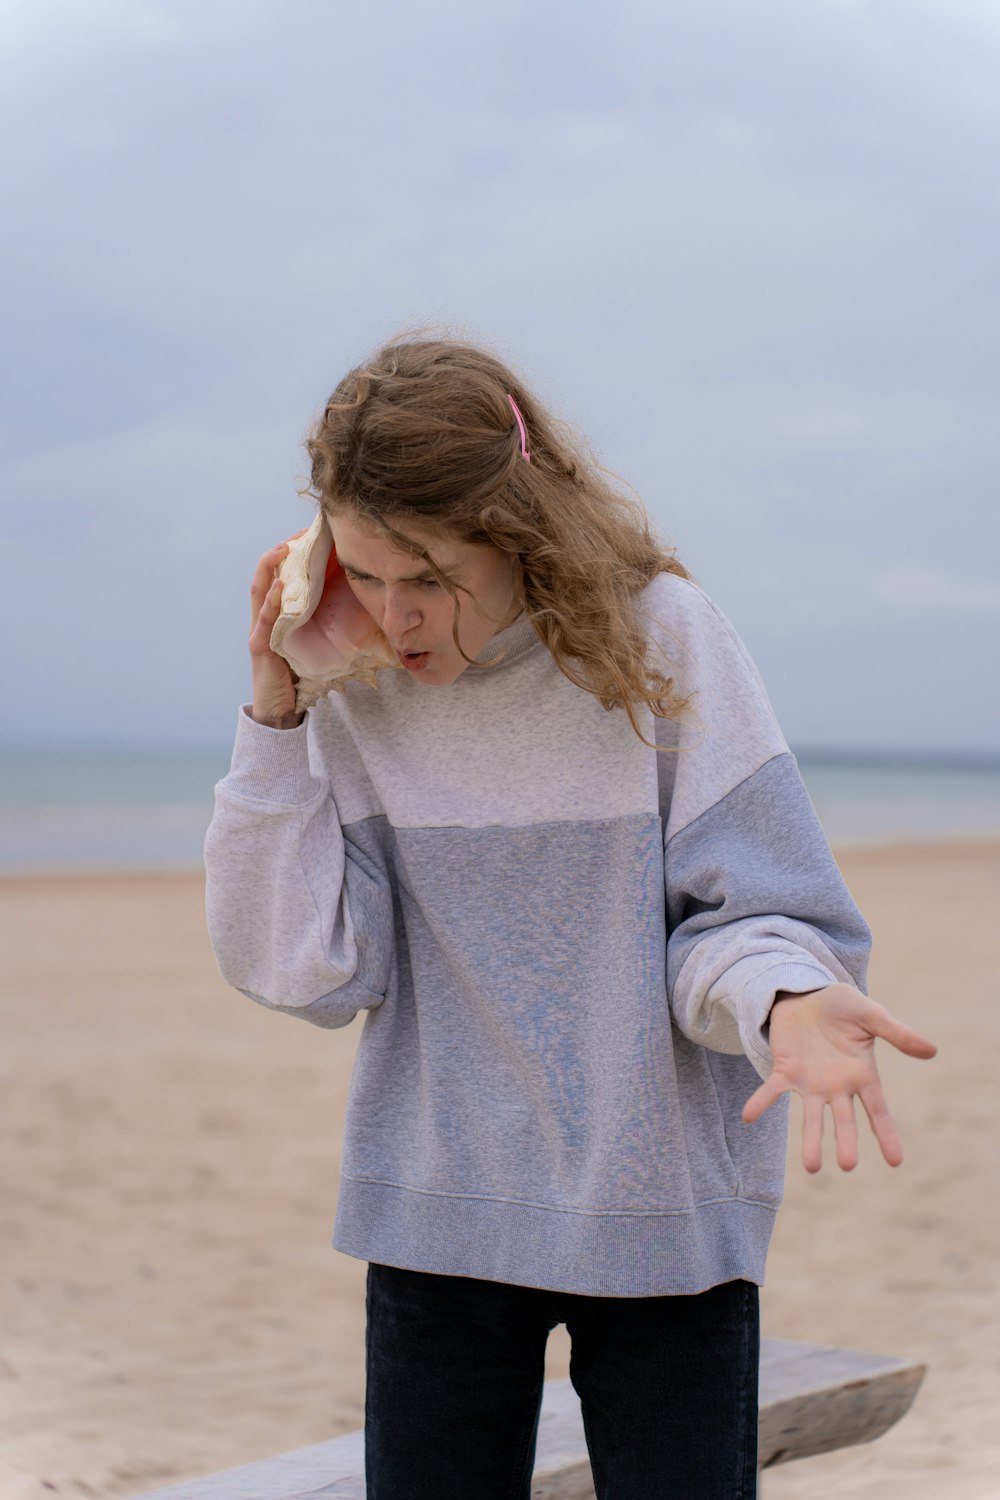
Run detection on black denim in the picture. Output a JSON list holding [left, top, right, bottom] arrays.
[[364, 1263, 759, 1500]]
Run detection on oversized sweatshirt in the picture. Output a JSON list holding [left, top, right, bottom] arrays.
[[203, 571, 872, 1297]]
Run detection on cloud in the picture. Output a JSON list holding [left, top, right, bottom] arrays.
[[873, 565, 1000, 614], [2, 0, 999, 748]]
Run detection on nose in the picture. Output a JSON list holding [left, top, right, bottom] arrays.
[[381, 586, 422, 644]]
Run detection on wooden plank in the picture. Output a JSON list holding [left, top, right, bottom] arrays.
[[132, 1337, 926, 1499], [133, 1428, 366, 1500], [758, 1337, 926, 1468]]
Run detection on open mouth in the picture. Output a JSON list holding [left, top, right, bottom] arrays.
[[398, 650, 430, 673]]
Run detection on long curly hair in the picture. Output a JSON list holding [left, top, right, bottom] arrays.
[[304, 333, 696, 744]]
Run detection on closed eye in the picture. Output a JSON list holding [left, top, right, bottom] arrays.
[[342, 568, 440, 590]]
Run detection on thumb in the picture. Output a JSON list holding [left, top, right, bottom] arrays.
[[865, 1004, 938, 1060]]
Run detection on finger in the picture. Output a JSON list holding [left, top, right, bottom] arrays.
[[742, 1073, 788, 1125], [250, 547, 289, 625], [859, 1080, 904, 1167], [831, 1094, 859, 1172], [250, 577, 284, 645], [801, 1095, 825, 1174], [251, 542, 291, 588], [864, 1006, 938, 1060]]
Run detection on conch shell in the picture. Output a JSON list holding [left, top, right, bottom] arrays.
[[270, 514, 399, 711]]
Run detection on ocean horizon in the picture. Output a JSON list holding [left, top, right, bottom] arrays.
[[2, 743, 1000, 874]]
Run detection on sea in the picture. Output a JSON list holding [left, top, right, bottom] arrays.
[[1, 745, 999, 874]]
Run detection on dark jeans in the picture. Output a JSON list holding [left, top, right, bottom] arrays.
[[365, 1263, 759, 1500]]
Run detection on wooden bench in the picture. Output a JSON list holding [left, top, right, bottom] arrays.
[[133, 1337, 926, 1498]]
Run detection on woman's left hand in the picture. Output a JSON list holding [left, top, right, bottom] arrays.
[[741, 983, 937, 1173]]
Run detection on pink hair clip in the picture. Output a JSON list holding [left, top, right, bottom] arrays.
[[506, 393, 531, 463]]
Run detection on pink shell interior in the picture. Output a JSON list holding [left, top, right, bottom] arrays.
[[283, 545, 394, 676]]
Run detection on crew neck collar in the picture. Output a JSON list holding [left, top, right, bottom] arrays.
[[467, 614, 542, 672]]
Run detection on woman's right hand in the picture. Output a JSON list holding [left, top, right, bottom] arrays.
[[249, 541, 304, 728]]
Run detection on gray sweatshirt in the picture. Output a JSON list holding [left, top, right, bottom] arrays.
[[203, 572, 871, 1296]]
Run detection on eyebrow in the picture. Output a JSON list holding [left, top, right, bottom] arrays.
[[337, 557, 440, 584]]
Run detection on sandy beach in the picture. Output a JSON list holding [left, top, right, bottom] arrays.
[[1, 839, 997, 1500]]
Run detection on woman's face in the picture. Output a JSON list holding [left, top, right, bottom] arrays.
[[326, 509, 522, 686]]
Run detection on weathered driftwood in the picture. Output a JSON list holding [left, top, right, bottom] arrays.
[[132, 1336, 926, 1499], [757, 1337, 925, 1469]]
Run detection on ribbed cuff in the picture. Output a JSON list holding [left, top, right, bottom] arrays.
[[219, 704, 323, 806]]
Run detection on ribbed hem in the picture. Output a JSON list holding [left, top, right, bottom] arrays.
[[333, 1178, 777, 1297], [218, 703, 323, 806], [740, 961, 839, 1078]]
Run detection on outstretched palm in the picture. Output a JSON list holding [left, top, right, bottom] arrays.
[[742, 983, 937, 1172]]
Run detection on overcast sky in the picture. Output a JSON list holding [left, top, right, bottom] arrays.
[[3, 0, 998, 752]]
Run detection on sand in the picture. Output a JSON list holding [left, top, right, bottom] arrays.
[[1, 839, 998, 1500]]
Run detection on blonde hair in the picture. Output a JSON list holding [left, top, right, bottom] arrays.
[[305, 333, 696, 744]]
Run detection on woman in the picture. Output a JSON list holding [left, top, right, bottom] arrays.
[[204, 334, 935, 1499]]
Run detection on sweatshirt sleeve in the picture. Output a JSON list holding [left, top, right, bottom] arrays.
[[202, 705, 393, 1029], [647, 576, 873, 1080]]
